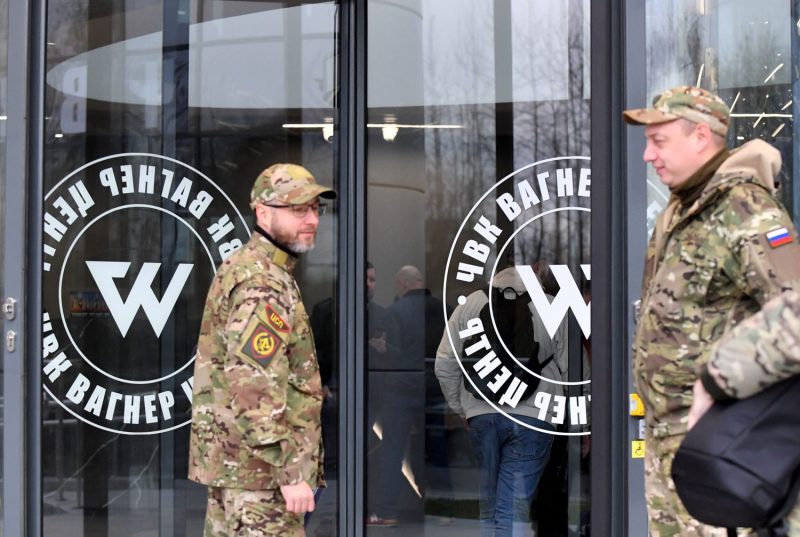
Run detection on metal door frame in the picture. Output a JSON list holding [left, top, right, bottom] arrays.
[[337, 1, 367, 536], [4, 1, 44, 536], [590, 0, 629, 535], [621, 1, 649, 535]]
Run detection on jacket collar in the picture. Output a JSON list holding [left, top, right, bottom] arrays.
[[251, 227, 297, 272]]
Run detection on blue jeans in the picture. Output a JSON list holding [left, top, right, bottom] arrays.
[[468, 413, 554, 537]]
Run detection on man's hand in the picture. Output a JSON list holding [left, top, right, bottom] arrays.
[[688, 379, 714, 430], [368, 333, 387, 354], [280, 482, 315, 513]]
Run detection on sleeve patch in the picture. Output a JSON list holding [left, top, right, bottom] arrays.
[[265, 305, 290, 333], [766, 227, 793, 248], [243, 324, 282, 367]]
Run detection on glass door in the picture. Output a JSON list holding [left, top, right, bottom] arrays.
[[364, 1, 591, 535], [41, 2, 339, 536], [624, 1, 800, 534], [0, 0, 8, 531]]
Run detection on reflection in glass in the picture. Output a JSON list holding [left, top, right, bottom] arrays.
[[644, 0, 795, 236], [42, 2, 338, 536], [366, 1, 591, 535]]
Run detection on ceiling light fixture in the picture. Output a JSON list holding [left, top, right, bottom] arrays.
[[381, 125, 399, 142]]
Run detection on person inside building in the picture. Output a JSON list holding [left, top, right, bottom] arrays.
[[364, 261, 405, 527], [435, 264, 568, 537]]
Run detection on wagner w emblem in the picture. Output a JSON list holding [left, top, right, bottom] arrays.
[[86, 261, 194, 338], [516, 264, 591, 339], [443, 156, 591, 436], [42, 153, 250, 434]]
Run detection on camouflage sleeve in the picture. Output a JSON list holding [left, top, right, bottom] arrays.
[[225, 286, 318, 486], [702, 289, 800, 400], [722, 184, 800, 305]]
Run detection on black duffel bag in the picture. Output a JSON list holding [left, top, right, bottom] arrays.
[[671, 375, 800, 534]]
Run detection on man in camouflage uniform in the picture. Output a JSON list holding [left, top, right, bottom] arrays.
[[624, 86, 800, 536], [189, 164, 336, 537], [689, 290, 800, 536]]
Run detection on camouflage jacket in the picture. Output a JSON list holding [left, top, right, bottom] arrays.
[[188, 231, 323, 490], [633, 139, 800, 438], [701, 288, 800, 400]]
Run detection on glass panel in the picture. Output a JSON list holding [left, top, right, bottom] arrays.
[[42, 2, 338, 536], [0, 0, 7, 527], [644, 0, 796, 234], [365, 1, 591, 535]]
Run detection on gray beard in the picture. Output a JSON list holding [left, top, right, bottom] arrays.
[[288, 239, 315, 254]]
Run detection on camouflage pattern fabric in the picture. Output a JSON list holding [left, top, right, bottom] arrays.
[[205, 486, 304, 537], [703, 290, 800, 536], [249, 163, 335, 209], [633, 140, 800, 535], [623, 85, 730, 136], [706, 289, 800, 399], [189, 231, 324, 491]]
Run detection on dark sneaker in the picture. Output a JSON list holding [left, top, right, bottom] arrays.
[[366, 514, 398, 527]]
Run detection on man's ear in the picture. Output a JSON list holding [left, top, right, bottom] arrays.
[[694, 122, 714, 152], [254, 204, 271, 231]]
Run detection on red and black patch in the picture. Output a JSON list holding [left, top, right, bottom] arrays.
[[242, 323, 281, 367], [265, 305, 290, 333]]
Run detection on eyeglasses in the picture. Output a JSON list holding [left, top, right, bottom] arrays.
[[265, 202, 328, 218]]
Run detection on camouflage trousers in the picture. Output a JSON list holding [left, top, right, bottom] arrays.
[[644, 434, 754, 537], [204, 487, 304, 537]]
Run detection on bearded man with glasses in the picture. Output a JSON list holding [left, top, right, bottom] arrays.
[[189, 163, 336, 537]]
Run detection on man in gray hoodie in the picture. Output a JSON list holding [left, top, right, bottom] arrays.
[[435, 265, 569, 536]]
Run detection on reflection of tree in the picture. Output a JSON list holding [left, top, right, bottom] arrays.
[[646, 1, 705, 92], [725, 29, 781, 88], [644, 1, 794, 211], [422, 1, 591, 294]]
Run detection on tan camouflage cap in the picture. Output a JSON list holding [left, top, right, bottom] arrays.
[[623, 85, 730, 136], [250, 163, 337, 209]]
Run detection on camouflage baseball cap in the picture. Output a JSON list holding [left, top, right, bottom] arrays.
[[623, 85, 730, 136], [250, 163, 337, 209]]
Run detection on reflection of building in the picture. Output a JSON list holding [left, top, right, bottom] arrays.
[[0, 1, 798, 536]]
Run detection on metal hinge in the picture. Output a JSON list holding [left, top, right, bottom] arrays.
[[3, 297, 16, 321], [6, 330, 16, 352]]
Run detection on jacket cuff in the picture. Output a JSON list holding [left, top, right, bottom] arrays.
[[699, 365, 735, 402], [276, 464, 305, 486], [275, 447, 317, 487]]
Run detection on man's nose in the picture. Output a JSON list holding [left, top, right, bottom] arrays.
[[642, 144, 656, 163], [305, 209, 320, 226]]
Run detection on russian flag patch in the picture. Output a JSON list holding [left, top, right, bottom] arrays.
[[766, 226, 793, 248]]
